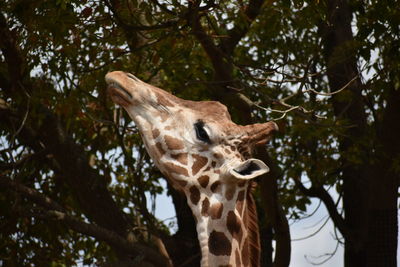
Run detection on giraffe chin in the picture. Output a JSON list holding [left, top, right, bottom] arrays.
[[230, 159, 270, 180]]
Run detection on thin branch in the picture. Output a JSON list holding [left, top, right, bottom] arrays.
[[303, 75, 358, 97], [0, 175, 66, 212], [305, 240, 340, 266], [293, 178, 351, 241], [291, 215, 330, 241]]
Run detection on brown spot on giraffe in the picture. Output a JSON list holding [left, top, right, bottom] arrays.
[[164, 135, 184, 150], [152, 128, 160, 139], [225, 187, 235, 201], [192, 154, 208, 175], [208, 230, 231, 256], [227, 210, 241, 237], [197, 175, 210, 188], [189, 186, 200, 205], [210, 181, 221, 193], [158, 111, 169, 122], [236, 190, 245, 214], [156, 92, 174, 107], [171, 153, 188, 165], [209, 202, 223, 219], [213, 153, 222, 159], [164, 162, 189, 177], [201, 197, 210, 216], [155, 142, 166, 156]]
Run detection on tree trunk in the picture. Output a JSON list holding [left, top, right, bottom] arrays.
[[321, 1, 398, 266]]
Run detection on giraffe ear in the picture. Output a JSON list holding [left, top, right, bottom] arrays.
[[229, 159, 270, 180]]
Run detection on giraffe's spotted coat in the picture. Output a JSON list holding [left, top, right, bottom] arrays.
[[106, 71, 278, 267]]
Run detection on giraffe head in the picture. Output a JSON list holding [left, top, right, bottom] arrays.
[[106, 71, 278, 266]]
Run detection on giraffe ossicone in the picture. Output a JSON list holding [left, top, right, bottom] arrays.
[[106, 71, 278, 267]]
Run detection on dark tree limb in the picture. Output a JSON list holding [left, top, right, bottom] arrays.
[[0, 175, 170, 267], [258, 150, 291, 267], [0, 10, 134, 253], [0, 13, 26, 91], [221, 0, 267, 55]]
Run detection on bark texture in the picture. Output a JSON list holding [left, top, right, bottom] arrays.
[[321, 1, 399, 266]]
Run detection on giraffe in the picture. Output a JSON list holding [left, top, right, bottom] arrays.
[[106, 71, 278, 267]]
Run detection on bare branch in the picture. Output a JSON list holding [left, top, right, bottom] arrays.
[[305, 240, 340, 266], [293, 178, 351, 241], [303, 75, 358, 97], [291, 215, 330, 241]]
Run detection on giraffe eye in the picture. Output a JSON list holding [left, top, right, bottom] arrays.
[[194, 121, 211, 144]]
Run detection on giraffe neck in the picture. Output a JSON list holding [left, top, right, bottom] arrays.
[[186, 181, 259, 267]]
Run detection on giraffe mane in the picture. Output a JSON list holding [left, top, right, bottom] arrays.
[[246, 181, 261, 267]]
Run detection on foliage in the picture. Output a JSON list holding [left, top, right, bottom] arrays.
[[0, 0, 399, 266]]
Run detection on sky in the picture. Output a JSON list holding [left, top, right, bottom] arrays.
[[147, 180, 400, 267]]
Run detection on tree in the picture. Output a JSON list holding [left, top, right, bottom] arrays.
[[0, 0, 398, 266]]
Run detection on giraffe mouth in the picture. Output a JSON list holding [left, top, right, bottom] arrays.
[[107, 82, 133, 105]]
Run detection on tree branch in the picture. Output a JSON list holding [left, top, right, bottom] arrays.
[[0, 175, 66, 212], [0, 175, 170, 267], [0, 13, 26, 92], [0, 16, 131, 239], [186, 1, 230, 79], [294, 178, 351, 241], [221, 0, 267, 55]]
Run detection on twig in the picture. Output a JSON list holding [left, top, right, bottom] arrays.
[[305, 240, 340, 266], [291, 215, 330, 241], [303, 75, 358, 97]]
